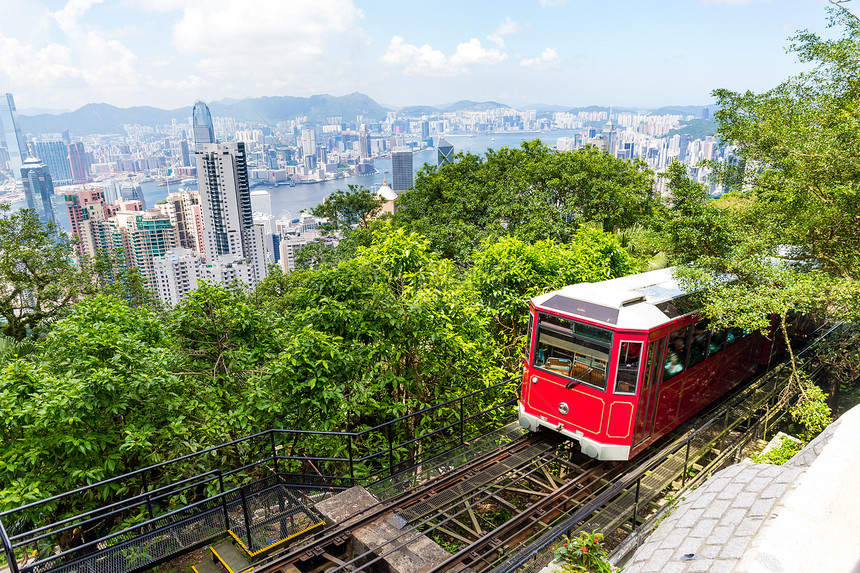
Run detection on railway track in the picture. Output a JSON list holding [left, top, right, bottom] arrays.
[[238, 324, 840, 573], [247, 431, 636, 573]]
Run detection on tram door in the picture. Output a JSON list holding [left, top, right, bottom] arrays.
[[633, 339, 665, 445]]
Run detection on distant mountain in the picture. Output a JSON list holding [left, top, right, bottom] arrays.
[[522, 103, 571, 112], [209, 93, 389, 124], [445, 100, 510, 112], [397, 105, 442, 116], [666, 118, 719, 139], [17, 93, 391, 136], [651, 105, 713, 117]]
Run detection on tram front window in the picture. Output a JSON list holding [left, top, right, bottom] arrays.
[[533, 313, 612, 390]]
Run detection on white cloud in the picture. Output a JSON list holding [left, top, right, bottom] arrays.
[[381, 36, 507, 75], [381, 36, 451, 74], [539, 0, 568, 6], [169, 0, 365, 96], [487, 17, 521, 48], [520, 48, 561, 70]]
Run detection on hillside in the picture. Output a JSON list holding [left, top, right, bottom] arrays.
[[17, 93, 391, 135]]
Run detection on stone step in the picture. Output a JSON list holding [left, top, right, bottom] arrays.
[[210, 539, 251, 573]]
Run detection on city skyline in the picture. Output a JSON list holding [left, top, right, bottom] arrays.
[[0, 0, 850, 113]]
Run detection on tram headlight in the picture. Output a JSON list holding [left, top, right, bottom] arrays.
[[531, 376, 538, 384], [558, 402, 569, 415]]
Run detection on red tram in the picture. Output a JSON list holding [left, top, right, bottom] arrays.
[[518, 267, 767, 461]]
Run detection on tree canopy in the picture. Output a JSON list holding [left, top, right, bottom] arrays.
[[393, 140, 657, 264], [0, 206, 91, 339]]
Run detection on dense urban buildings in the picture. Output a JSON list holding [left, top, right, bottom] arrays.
[[0, 92, 730, 306]]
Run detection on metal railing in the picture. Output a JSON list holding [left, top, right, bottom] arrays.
[[0, 378, 519, 573]]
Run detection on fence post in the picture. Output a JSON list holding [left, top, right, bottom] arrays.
[[219, 471, 230, 532], [386, 424, 395, 477], [682, 440, 691, 487], [348, 434, 355, 485], [270, 431, 279, 476], [630, 477, 641, 532], [141, 470, 155, 521], [459, 397, 465, 445], [240, 486, 254, 552], [0, 517, 20, 573]]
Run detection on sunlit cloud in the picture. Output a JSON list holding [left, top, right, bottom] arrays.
[[520, 48, 561, 70], [381, 36, 507, 75]]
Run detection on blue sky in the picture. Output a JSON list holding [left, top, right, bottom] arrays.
[[0, 0, 849, 113]]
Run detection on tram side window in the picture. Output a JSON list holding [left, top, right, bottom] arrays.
[[688, 320, 710, 368], [709, 329, 727, 356], [664, 326, 690, 380], [532, 313, 612, 390], [615, 341, 643, 394], [726, 327, 747, 346]]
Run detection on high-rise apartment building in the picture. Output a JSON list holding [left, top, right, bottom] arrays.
[[195, 142, 268, 284], [153, 249, 256, 305], [64, 189, 144, 260], [20, 157, 57, 225], [111, 210, 177, 288], [68, 142, 89, 183], [0, 93, 26, 185], [437, 138, 454, 166], [391, 148, 413, 191], [192, 101, 215, 151], [154, 190, 204, 254], [32, 141, 73, 185]]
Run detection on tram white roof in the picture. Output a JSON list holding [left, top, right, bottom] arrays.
[[532, 267, 695, 332]]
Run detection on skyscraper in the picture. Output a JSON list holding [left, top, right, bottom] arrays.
[[0, 93, 27, 185], [192, 101, 215, 151], [195, 142, 268, 283], [358, 125, 371, 161], [602, 110, 617, 158], [32, 141, 73, 185], [391, 148, 413, 191], [20, 156, 56, 225], [437, 138, 454, 166], [68, 142, 89, 183], [179, 139, 191, 167]]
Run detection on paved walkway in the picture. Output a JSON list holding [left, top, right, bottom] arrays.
[[623, 403, 860, 573]]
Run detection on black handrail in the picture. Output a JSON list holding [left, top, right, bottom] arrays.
[[0, 377, 517, 573]]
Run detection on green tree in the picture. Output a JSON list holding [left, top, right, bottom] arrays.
[[265, 224, 506, 426], [394, 141, 656, 264], [0, 206, 90, 339], [471, 229, 635, 368], [311, 184, 383, 233], [664, 5, 860, 411], [0, 295, 184, 515]]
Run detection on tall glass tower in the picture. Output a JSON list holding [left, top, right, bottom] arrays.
[[20, 156, 57, 225], [192, 101, 215, 151], [1, 93, 27, 185], [391, 148, 413, 191]]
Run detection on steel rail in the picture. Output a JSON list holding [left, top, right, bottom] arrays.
[[248, 433, 549, 573]]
